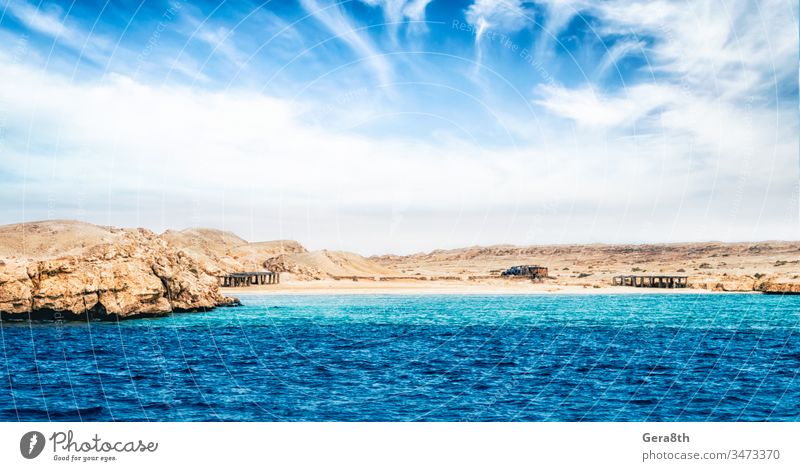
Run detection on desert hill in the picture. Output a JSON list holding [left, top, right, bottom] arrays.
[[160, 227, 247, 274], [162, 227, 248, 253], [0, 220, 128, 259], [371, 241, 800, 291], [227, 240, 308, 272], [264, 250, 398, 280], [161, 228, 390, 279]]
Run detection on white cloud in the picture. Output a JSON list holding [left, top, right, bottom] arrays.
[[0, 1, 796, 251], [535, 83, 672, 128], [535, 79, 796, 176], [402, 0, 433, 22], [601, 0, 797, 100], [529, 0, 798, 245], [0, 56, 795, 252]]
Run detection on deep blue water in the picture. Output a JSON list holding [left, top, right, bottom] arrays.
[[1, 294, 798, 421]]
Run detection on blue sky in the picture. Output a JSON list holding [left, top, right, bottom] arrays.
[[0, 0, 797, 254]]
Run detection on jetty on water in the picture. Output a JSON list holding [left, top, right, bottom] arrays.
[[219, 271, 280, 287], [612, 275, 688, 289]]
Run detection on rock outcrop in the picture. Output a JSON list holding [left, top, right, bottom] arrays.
[[688, 275, 758, 292], [0, 221, 238, 321], [758, 276, 800, 294], [263, 254, 325, 280]]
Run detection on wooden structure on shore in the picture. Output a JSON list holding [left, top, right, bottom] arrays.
[[219, 271, 280, 287], [612, 275, 688, 288], [502, 265, 549, 280]]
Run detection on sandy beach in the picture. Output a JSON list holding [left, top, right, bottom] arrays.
[[221, 279, 724, 296]]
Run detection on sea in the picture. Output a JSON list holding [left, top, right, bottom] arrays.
[[1, 294, 798, 421]]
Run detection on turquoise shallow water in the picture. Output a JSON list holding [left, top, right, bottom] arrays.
[[1, 294, 798, 421]]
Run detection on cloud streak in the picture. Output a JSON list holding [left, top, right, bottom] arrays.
[[4, 0, 112, 63], [465, 0, 533, 72], [299, 0, 393, 86]]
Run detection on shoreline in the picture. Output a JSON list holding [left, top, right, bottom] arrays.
[[220, 280, 747, 296]]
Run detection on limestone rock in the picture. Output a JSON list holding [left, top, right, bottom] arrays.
[[687, 275, 757, 292], [758, 276, 800, 294], [0, 221, 237, 320], [264, 254, 324, 280], [0, 259, 34, 313]]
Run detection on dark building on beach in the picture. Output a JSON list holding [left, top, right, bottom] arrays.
[[501, 265, 549, 279]]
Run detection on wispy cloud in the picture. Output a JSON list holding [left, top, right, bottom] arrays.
[[299, 0, 393, 86], [465, 0, 531, 35], [402, 0, 433, 22], [531, 0, 587, 59], [532, 0, 798, 100], [4, 0, 111, 62], [187, 18, 245, 68], [360, 0, 433, 38], [5, 0, 75, 40], [593, 39, 645, 79], [465, 0, 533, 72]]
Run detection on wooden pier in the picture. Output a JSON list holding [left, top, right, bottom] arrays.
[[612, 275, 688, 288], [219, 271, 280, 287]]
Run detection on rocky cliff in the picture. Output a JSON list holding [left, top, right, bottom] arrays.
[[0, 221, 238, 320], [759, 276, 800, 294]]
